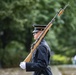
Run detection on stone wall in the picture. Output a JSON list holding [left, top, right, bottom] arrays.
[[0, 66, 62, 75]]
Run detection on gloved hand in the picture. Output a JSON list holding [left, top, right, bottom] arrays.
[[19, 62, 26, 69]]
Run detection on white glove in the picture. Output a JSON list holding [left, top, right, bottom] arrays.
[[19, 62, 26, 69]]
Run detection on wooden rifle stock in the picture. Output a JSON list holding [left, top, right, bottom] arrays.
[[23, 4, 68, 62]]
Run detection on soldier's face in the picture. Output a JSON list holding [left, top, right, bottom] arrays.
[[33, 31, 42, 40]]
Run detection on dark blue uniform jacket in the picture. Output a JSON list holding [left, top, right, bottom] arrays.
[[26, 39, 52, 75]]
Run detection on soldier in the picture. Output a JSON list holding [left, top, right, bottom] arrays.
[[19, 24, 52, 75]]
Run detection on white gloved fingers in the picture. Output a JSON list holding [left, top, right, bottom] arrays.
[[19, 62, 26, 69]]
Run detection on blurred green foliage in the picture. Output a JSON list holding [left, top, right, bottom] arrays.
[[51, 54, 69, 64], [0, 0, 76, 67], [52, 54, 72, 65]]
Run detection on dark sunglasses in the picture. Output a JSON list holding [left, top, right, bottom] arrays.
[[33, 32, 38, 35]]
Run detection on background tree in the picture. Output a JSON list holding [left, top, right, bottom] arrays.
[[0, 0, 76, 67]]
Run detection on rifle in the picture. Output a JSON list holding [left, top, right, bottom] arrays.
[[24, 4, 69, 62]]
